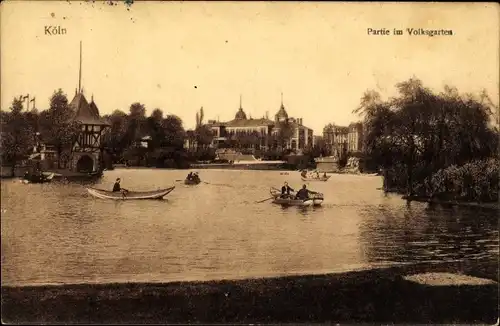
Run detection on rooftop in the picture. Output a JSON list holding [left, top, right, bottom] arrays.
[[69, 92, 109, 126]]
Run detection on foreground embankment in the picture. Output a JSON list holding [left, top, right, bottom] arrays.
[[2, 261, 497, 324]]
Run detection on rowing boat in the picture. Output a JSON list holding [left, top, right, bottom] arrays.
[[86, 186, 175, 200], [22, 172, 55, 184], [184, 178, 201, 185], [269, 187, 324, 206], [272, 197, 314, 207], [301, 175, 330, 182]]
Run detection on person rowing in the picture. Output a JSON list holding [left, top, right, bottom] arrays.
[[295, 184, 318, 201], [281, 182, 294, 198], [186, 172, 193, 181], [300, 170, 307, 178], [112, 178, 129, 194]]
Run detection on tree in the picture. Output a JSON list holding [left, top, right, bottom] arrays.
[[102, 110, 128, 159], [146, 109, 166, 150], [195, 125, 214, 149], [1, 97, 34, 176], [276, 121, 294, 149], [126, 102, 147, 143], [194, 107, 213, 149], [39, 89, 80, 168], [195, 106, 205, 128], [162, 114, 185, 150], [355, 78, 498, 195]]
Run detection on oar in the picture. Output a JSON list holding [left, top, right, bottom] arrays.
[[256, 196, 274, 203], [203, 181, 234, 188]]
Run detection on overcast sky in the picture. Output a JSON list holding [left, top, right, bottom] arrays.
[[1, 2, 498, 133]]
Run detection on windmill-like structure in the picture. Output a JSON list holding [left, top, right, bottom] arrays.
[[68, 41, 110, 174]]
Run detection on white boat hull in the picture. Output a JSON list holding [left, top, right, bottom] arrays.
[[86, 186, 175, 200], [269, 187, 323, 206], [301, 176, 330, 182], [313, 199, 324, 206]]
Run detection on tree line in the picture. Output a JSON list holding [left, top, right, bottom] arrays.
[[1, 89, 81, 175], [1, 89, 325, 174], [355, 77, 499, 202]]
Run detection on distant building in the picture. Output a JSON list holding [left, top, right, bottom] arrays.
[[69, 91, 110, 173], [313, 135, 323, 148], [347, 122, 364, 153], [323, 124, 349, 159], [206, 95, 314, 151], [66, 41, 110, 173], [323, 121, 363, 158]]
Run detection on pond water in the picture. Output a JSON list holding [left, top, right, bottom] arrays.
[[1, 169, 498, 286]]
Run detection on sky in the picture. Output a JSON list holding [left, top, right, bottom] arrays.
[[1, 1, 498, 133]]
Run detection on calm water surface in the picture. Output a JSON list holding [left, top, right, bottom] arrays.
[[1, 169, 498, 286]]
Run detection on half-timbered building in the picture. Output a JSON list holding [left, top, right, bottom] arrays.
[[68, 91, 109, 173]]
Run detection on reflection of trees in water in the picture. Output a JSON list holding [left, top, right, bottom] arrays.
[[358, 203, 498, 264]]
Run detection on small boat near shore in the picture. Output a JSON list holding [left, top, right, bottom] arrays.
[[86, 186, 175, 200], [184, 178, 201, 185], [269, 187, 324, 206], [301, 176, 330, 182], [21, 172, 55, 184]]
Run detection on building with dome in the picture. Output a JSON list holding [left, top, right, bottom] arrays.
[[204, 94, 314, 152]]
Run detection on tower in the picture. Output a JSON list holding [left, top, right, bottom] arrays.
[[234, 94, 247, 120], [68, 41, 110, 174], [275, 92, 288, 123]]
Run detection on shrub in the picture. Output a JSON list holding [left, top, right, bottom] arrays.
[[429, 158, 499, 202]]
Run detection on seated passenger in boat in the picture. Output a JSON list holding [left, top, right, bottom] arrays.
[[112, 178, 128, 193], [300, 170, 307, 178], [192, 172, 200, 182], [281, 182, 294, 198], [295, 184, 317, 200], [187, 172, 193, 180]]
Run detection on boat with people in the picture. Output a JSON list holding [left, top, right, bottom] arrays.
[[300, 170, 331, 182], [21, 172, 55, 184], [184, 178, 201, 185], [269, 187, 324, 206], [86, 186, 175, 200], [184, 171, 201, 185], [301, 176, 330, 182]]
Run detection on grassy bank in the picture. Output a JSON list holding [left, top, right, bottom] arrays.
[[2, 261, 497, 324]]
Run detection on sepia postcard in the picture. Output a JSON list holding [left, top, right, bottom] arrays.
[[1, 1, 498, 324]]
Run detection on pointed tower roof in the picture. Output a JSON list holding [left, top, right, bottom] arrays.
[[69, 92, 108, 126], [275, 92, 288, 121], [68, 41, 108, 126], [89, 94, 100, 116], [234, 94, 247, 120]]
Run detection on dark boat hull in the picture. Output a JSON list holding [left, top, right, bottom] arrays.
[[269, 187, 324, 206], [184, 179, 201, 185]]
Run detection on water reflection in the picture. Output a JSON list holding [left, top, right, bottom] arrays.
[[359, 201, 498, 264], [1, 170, 498, 286]]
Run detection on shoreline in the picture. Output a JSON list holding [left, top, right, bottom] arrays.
[[2, 260, 497, 324], [402, 195, 500, 210]]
